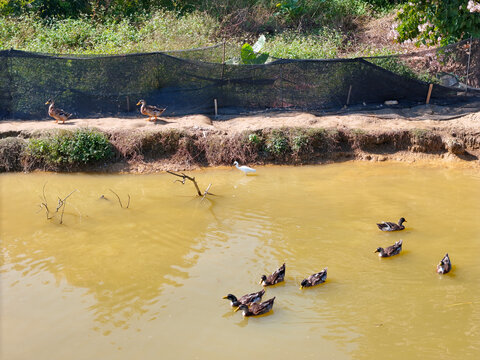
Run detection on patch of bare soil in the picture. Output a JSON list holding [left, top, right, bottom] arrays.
[[342, 12, 426, 56], [1, 109, 479, 134]]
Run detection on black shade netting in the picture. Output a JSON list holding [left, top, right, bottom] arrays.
[[0, 40, 478, 120]]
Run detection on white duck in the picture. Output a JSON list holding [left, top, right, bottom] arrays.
[[233, 161, 256, 175]]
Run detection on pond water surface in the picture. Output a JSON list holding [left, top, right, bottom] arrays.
[[1, 163, 480, 360]]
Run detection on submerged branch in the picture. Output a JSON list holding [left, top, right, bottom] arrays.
[[38, 184, 77, 224], [109, 189, 130, 209], [56, 189, 77, 212], [201, 183, 213, 202], [39, 182, 53, 220], [167, 170, 202, 196]]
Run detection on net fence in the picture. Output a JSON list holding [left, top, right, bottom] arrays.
[[0, 39, 479, 120]]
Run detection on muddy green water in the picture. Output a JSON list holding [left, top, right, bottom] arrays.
[[1, 163, 480, 360]]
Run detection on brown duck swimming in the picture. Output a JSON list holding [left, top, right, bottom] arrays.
[[300, 267, 328, 288], [437, 253, 452, 274], [259, 263, 285, 286], [376, 218, 406, 231], [375, 240, 403, 257], [235, 297, 275, 317], [45, 99, 72, 124], [222, 289, 265, 307], [136, 99, 166, 122]]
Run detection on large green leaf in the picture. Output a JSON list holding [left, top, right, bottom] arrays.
[[252, 34, 266, 53], [241, 43, 257, 64]]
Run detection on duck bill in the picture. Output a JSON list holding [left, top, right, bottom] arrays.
[[136, 101, 141, 106], [222, 296, 228, 299], [234, 307, 240, 312]]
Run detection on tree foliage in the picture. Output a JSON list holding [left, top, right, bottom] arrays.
[[396, 0, 480, 46]]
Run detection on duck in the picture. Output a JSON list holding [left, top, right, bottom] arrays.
[[45, 99, 72, 124], [375, 240, 403, 257], [136, 99, 167, 122], [437, 253, 452, 274], [233, 161, 256, 175], [259, 263, 285, 286], [222, 289, 265, 307], [376, 218, 406, 231], [234, 297, 275, 317], [300, 267, 328, 288]]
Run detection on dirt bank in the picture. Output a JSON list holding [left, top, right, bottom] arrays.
[[1, 109, 479, 173]]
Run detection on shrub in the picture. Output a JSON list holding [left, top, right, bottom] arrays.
[[0, 137, 27, 172], [266, 129, 290, 156], [396, 1, 480, 46], [290, 130, 309, 154], [27, 129, 113, 166]]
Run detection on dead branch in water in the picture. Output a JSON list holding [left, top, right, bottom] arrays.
[[201, 183, 212, 202], [56, 190, 77, 212], [56, 190, 77, 225], [39, 182, 53, 220], [109, 189, 131, 209], [167, 171, 216, 198], [38, 184, 77, 224]]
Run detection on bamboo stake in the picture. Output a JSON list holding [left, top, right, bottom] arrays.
[[426, 83, 433, 104], [214, 99, 218, 118], [465, 37, 472, 93], [346, 85, 352, 105]]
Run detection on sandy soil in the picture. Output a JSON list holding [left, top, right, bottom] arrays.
[[1, 110, 479, 135]]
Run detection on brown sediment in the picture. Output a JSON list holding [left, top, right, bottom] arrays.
[[0, 111, 479, 173]]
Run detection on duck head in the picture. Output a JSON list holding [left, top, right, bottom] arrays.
[[398, 217, 406, 225], [45, 98, 54, 105], [222, 294, 237, 302], [136, 99, 146, 106], [222, 294, 239, 306], [300, 279, 309, 289], [259, 275, 267, 285], [374, 247, 384, 254]]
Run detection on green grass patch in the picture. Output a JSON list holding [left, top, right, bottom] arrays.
[[27, 129, 114, 166], [0, 11, 219, 54], [265, 29, 343, 59]]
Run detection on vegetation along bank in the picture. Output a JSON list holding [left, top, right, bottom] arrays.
[[1, 111, 479, 173]]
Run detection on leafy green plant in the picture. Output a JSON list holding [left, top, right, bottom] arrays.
[[274, 0, 305, 22], [27, 129, 113, 166], [396, 0, 480, 45], [266, 129, 290, 155], [291, 131, 309, 153], [248, 133, 262, 145], [241, 35, 269, 64]]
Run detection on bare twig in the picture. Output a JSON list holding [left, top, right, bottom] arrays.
[[60, 199, 66, 224], [56, 190, 77, 225], [201, 183, 213, 203], [109, 189, 130, 209], [56, 190, 77, 212], [167, 171, 217, 200], [167, 171, 202, 196], [39, 182, 53, 220]]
